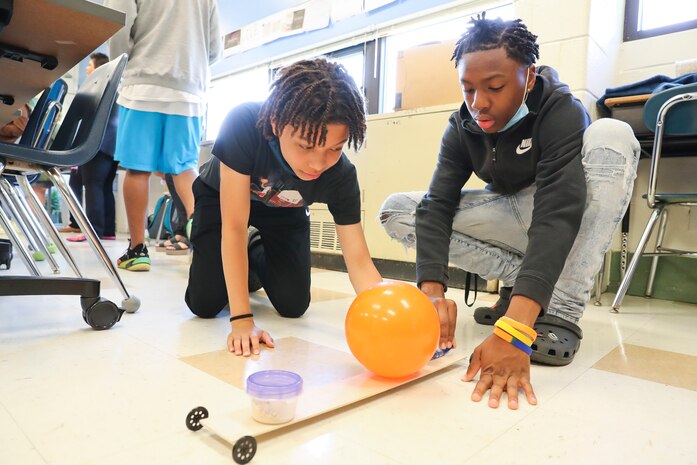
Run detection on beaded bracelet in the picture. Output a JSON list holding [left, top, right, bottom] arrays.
[[499, 316, 537, 341], [229, 313, 254, 322], [493, 326, 533, 356], [495, 319, 535, 346]]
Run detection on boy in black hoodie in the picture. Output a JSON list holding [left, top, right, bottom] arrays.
[[380, 15, 639, 409]]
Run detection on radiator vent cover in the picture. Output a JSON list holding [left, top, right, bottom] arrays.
[[308, 207, 364, 253], [310, 220, 341, 252]]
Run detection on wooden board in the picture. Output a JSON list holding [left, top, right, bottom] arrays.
[[0, 0, 125, 125], [603, 94, 651, 107], [182, 337, 466, 442]]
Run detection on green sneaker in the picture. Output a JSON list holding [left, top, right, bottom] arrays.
[[117, 243, 151, 271]]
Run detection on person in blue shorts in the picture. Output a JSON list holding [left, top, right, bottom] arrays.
[[105, 0, 222, 271]]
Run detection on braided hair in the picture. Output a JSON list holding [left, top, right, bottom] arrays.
[[257, 58, 366, 149], [451, 12, 539, 67]]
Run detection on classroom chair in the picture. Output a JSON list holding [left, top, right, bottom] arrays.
[[0, 54, 140, 329], [612, 82, 697, 311]]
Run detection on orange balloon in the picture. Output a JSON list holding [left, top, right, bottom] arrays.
[[345, 282, 440, 378]]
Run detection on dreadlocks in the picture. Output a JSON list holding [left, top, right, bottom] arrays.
[[257, 58, 367, 150], [451, 12, 539, 68]]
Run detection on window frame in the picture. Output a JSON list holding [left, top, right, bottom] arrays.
[[624, 0, 697, 41], [325, 42, 384, 115]]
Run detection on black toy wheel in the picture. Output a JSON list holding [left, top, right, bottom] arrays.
[[185, 406, 209, 431], [232, 436, 257, 464], [82, 298, 122, 330]]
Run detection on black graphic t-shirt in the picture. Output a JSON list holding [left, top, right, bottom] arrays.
[[198, 102, 361, 225]]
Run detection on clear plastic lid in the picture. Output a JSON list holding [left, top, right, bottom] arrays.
[[246, 370, 303, 399]]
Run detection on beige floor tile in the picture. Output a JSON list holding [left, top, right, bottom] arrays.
[[593, 343, 697, 391]]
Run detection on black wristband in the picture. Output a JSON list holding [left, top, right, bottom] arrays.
[[229, 313, 254, 322]]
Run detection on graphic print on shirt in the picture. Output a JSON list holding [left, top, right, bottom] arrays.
[[250, 176, 305, 207]]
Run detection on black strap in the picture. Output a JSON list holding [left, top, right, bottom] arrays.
[[464, 272, 478, 307], [229, 313, 254, 322]]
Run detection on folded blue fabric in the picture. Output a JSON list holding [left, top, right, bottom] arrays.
[[597, 73, 697, 110]]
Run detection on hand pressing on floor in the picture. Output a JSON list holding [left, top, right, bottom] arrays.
[[463, 295, 540, 409], [463, 334, 536, 409], [227, 316, 275, 357]]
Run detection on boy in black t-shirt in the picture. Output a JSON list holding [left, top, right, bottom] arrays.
[[186, 58, 386, 357]]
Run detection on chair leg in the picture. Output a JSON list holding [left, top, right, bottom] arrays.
[[593, 252, 608, 306], [16, 175, 84, 278], [646, 208, 669, 297], [14, 185, 55, 255], [45, 168, 135, 307], [0, 181, 50, 273], [612, 206, 664, 312], [0, 178, 60, 274], [0, 199, 41, 276]]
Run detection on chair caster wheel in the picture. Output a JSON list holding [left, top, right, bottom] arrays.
[[233, 436, 257, 464], [82, 298, 122, 330], [185, 406, 208, 431]]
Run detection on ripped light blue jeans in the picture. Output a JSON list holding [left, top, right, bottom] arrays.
[[380, 119, 641, 322]]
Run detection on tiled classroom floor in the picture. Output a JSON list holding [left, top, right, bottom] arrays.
[[1, 236, 696, 465]]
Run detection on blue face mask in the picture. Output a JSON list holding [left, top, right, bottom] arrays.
[[498, 101, 529, 132], [498, 68, 532, 133]]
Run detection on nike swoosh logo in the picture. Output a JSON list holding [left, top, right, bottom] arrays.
[[305, 209, 311, 216], [516, 144, 532, 155]]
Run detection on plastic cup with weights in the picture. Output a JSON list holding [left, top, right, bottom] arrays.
[[246, 370, 303, 424]]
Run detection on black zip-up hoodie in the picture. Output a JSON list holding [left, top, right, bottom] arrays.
[[415, 66, 591, 311]]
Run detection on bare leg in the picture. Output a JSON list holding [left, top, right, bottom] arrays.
[[123, 169, 151, 246], [171, 168, 198, 219]]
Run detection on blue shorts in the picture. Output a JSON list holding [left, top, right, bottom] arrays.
[[114, 106, 202, 174]]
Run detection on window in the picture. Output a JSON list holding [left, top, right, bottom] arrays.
[[325, 46, 366, 92], [206, 46, 367, 141], [381, 4, 514, 112], [625, 0, 697, 41], [273, 44, 371, 111], [205, 66, 271, 141]]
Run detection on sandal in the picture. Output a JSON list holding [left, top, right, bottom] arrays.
[[530, 314, 583, 366], [165, 236, 191, 255], [156, 238, 174, 252]]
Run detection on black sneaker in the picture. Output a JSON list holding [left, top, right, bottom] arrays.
[[117, 242, 151, 272], [248, 227, 263, 292], [473, 287, 512, 325]]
